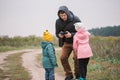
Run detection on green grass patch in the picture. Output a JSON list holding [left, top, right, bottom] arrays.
[[87, 59, 120, 80], [0, 46, 41, 52], [0, 46, 18, 52], [92, 57, 120, 64], [0, 52, 31, 80]]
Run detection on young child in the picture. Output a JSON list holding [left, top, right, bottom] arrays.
[[73, 22, 93, 80], [41, 30, 58, 80]]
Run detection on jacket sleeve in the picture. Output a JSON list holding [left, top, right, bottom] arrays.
[[73, 36, 78, 54], [55, 20, 64, 47], [47, 44, 58, 67], [55, 20, 61, 38]]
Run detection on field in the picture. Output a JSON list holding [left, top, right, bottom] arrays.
[[0, 36, 120, 80]]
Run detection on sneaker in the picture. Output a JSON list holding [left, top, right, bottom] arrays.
[[65, 76, 73, 80], [79, 77, 86, 80]]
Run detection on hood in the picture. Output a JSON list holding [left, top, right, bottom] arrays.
[[58, 6, 73, 21], [41, 41, 52, 49], [75, 28, 90, 43], [74, 22, 84, 31]]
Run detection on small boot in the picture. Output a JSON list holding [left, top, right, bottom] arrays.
[[79, 77, 86, 80]]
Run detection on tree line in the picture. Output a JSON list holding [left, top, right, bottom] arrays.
[[88, 25, 120, 36]]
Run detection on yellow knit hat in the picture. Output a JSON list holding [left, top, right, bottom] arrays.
[[43, 30, 53, 41]]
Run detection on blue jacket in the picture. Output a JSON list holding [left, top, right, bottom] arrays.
[[41, 41, 58, 68]]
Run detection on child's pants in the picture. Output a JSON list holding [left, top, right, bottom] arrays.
[[78, 58, 89, 78], [45, 68, 55, 80]]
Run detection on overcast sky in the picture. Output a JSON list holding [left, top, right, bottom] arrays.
[[0, 0, 120, 37]]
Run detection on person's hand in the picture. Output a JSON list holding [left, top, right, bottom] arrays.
[[64, 31, 72, 38], [58, 34, 64, 38]]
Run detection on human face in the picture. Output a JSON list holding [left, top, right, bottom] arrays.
[[59, 13, 67, 21]]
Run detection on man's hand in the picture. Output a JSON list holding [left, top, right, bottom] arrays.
[[58, 34, 64, 38], [64, 31, 72, 38]]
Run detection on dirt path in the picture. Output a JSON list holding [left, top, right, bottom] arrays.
[[0, 49, 64, 80]]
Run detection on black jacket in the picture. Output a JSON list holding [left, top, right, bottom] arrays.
[[55, 6, 81, 46]]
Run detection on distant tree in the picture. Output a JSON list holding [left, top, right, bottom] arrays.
[[88, 25, 120, 36]]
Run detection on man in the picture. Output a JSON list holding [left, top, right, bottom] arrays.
[[55, 5, 81, 80]]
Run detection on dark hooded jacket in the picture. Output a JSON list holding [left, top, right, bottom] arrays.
[[55, 6, 81, 46]]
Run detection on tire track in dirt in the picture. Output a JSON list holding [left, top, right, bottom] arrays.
[[22, 50, 44, 80], [0, 49, 33, 70]]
